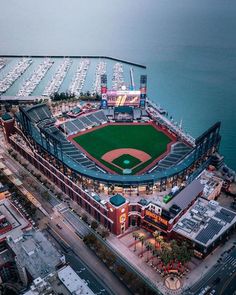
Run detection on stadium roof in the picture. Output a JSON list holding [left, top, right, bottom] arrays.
[[110, 194, 126, 207]]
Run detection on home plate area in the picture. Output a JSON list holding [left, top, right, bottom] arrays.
[[102, 148, 151, 174]]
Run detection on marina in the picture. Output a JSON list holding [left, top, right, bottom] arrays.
[[0, 58, 7, 71], [91, 61, 106, 95], [0, 56, 146, 97], [112, 63, 124, 90], [43, 58, 72, 96], [68, 58, 90, 96], [0, 58, 32, 93], [17, 58, 54, 96]]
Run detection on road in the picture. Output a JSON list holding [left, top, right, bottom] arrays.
[[44, 224, 120, 295], [186, 247, 236, 295], [45, 215, 131, 295], [0, 136, 131, 295]]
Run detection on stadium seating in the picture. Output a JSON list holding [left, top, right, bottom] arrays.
[[63, 110, 107, 135], [150, 142, 192, 173], [26, 104, 52, 123], [23, 104, 102, 173]]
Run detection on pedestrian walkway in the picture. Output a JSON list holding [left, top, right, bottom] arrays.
[[108, 234, 174, 295], [182, 231, 236, 291]]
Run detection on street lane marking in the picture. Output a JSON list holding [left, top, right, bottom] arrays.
[[219, 271, 236, 295]]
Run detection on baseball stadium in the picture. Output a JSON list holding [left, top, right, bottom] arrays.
[[2, 73, 225, 246]]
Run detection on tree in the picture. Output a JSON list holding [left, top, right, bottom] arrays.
[[132, 232, 140, 252], [153, 248, 161, 268], [91, 221, 98, 230], [42, 191, 50, 201], [154, 232, 163, 249], [153, 231, 159, 248], [160, 248, 172, 266], [98, 245, 107, 260], [123, 271, 136, 285], [170, 239, 180, 261], [116, 265, 126, 277], [100, 229, 109, 239], [145, 241, 154, 262], [83, 234, 96, 246], [139, 235, 145, 257], [178, 241, 193, 266], [82, 214, 88, 223], [106, 253, 116, 268]]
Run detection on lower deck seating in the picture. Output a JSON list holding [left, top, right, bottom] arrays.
[[149, 142, 192, 173], [63, 110, 107, 134]]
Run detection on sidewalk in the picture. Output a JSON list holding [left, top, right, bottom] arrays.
[[108, 230, 236, 295], [108, 234, 172, 295], [182, 231, 236, 290]]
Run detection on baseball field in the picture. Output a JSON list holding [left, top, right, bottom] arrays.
[[72, 123, 173, 175]]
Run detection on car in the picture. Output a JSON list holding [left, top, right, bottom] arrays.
[[209, 290, 216, 295], [56, 223, 62, 229], [213, 277, 221, 285]]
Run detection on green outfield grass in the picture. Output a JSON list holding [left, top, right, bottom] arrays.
[[73, 124, 172, 174]]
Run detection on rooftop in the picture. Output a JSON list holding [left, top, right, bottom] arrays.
[[110, 194, 126, 207], [8, 230, 63, 279], [23, 272, 71, 295], [1, 113, 12, 121], [0, 248, 15, 266], [0, 198, 30, 242], [58, 265, 95, 295], [167, 179, 204, 211], [198, 169, 223, 199], [173, 198, 236, 247]]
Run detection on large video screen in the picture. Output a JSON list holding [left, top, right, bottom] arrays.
[[107, 90, 141, 106]]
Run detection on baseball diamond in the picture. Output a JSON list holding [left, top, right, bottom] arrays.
[[72, 123, 174, 174]]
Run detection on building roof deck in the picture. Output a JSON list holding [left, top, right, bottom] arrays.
[[0, 198, 30, 242], [58, 265, 95, 295], [8, 230, 63, 279], [173, 198, 236, 247]]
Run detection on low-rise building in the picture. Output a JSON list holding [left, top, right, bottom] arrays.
[[198, 169, 223, 200], [8, 230, 65, 284], [172, 198, 236, 258], [57, 265, 95, 295], [0, 197, 64, 286]]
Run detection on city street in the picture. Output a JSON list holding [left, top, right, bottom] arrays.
[[44, 221, 131, 295], [0, 137, 131, 295], [186, 247, 236, 295]]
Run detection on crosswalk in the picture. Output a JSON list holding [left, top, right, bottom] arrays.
[[222, 255, 236, 275], [223, 255, 236, 266]]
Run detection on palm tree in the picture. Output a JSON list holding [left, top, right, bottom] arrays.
[[178, 241, 193, 268], [160, 241, 170, 251], [153, 231, 159, 248], [160, 248, 172, 268], [139, 235, 145, 257], [170, 239, 179, 262], [132, 232, 140, 252], [145, 241, 154, 262], [153, 248, 161, 268], [153, 231, 163, 249]]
